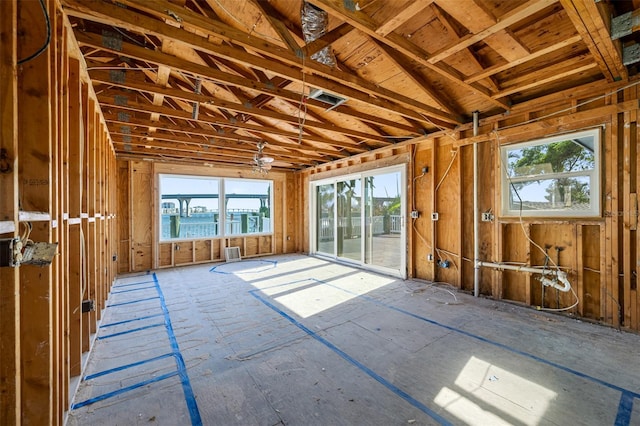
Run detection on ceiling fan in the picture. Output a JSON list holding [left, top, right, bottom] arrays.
[[252, 141, 274, 174]]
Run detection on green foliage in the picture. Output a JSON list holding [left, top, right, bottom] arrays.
[[508, 139, 594, 205]]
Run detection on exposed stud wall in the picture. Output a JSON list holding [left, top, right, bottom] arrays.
[[0, 2, 118, 424], [300, 85, 640, 332], [117, 161, 296, 271]]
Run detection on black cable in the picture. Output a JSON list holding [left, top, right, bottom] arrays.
[[17, 0, 51, 65]]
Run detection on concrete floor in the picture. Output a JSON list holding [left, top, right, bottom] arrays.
[[67, 254, 640, 426]]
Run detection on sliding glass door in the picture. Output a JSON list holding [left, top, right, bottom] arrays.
[[364, 172, 402, 270], [316, 183, 334, 255], [311, 165, 406, 278], [337, 178, 362, 261]]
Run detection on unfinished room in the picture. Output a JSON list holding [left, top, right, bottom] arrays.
[[3, 0, 640, 424]]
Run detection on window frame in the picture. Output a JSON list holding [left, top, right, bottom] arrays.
[[159, 174, 273, 242], [500, 128, 601, 218]]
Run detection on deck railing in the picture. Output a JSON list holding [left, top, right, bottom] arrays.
[[318, 215, 401, 240]]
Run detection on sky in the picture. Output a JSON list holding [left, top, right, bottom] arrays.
[[160, 175, 271, 211]]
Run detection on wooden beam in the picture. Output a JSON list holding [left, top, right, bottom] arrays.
[[561, 0, 627, 82], [375, 0, 434, 36], [492, 60, 598, 99], [88, 69, 418, 138], [0, 1, 20, 424], [306, 0, 510, 111], [374, 40, 457, 114], [251, 0, 301, 54], [63, 0, 461, 125], [303, 22, 354, 57], [97, 94, 373, 150], [430, 0, 546, 64], [18, 0, 54, 423], [430, 3, 500, 93], [465, 35, 583, 84], [110, 131, 320, 165], [102, 113, 346, 157]]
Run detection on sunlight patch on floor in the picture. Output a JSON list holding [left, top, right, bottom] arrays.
[[435, 356, 556, 425], [258, 271, 395, 319]]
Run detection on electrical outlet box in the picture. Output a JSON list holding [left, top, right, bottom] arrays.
[[481, 212, 494, 222], [0, 238, 22, 267], [431, 212, 439, 221], [410, 210, 420, 219]]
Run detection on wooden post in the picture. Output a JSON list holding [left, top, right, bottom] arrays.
[[0, 1, 21, 424], [67, 57, 83, 377], [17, 0, 54, 423]]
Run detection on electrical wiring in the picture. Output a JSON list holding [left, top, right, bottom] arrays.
[[496, 79, 640, 132], [19, 221, 33, 246], [18, 0, 51, 65], [494, 130, 560, 270], [493, 129, 579, 312], [412, 218, 432, 251], [111, 26, 146, 47], [435, 148, 458, 192], [85, 66, 159, 71]]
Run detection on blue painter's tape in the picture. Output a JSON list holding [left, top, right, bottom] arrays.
[[111, 280, 156, 288], [97, 323, 164, 340], [615, 392, 634, 426], [111, 285, 156, 294], [71, 370, 180, 410], [106, 296, 159, 307], [250, 290, 452, 426], [101, 313, 164, 328], [313, 278, 640, 401], [210, 259, 277, 274], [84, 353, 175, 381], [153, 273, 202, 426]]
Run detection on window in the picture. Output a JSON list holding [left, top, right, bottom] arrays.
[[311, 164, 406, 278], [159, 175, 272, 241], [501, 129, 600, 217]]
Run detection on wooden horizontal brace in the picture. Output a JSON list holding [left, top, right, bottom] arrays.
[[97, 95, 370, 151], [63, 0, 461, 125], [88, 69, 412, 141]]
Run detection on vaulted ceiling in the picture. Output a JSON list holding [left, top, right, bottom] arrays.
[[62, 0, 640, 171]]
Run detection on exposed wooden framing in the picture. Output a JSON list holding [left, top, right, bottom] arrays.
[[623, 109, 634, 328], [560, 0, 627, 82], [80, 81, 90, 354], [493, 61, 599, 99], [67, 56, 83, 377], [306, 0, 510, 111], [374, 40, 455, 114], [430, 4, 500, 93], [465, 35, 583, 84], [6, 4, 640, 424], [250, 0, 301, 54], [0, 1, 20, 424], [374, 0, 434, 37], [303, 22, 354, 57], [102, 113, 341, 158], [428, 0, 544, 64], [605, 109, 619, 326], [88, 71, 410, 141], [63, 0, 461, 125], [92, 79, 400, 146], [18, 1, 55, 423], [98, 96, 372, 150]]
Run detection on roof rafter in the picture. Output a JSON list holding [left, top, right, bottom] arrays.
[[306, 0, 510, 111], [560, 0, 627, 82], [62, 0, 460, 125]]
